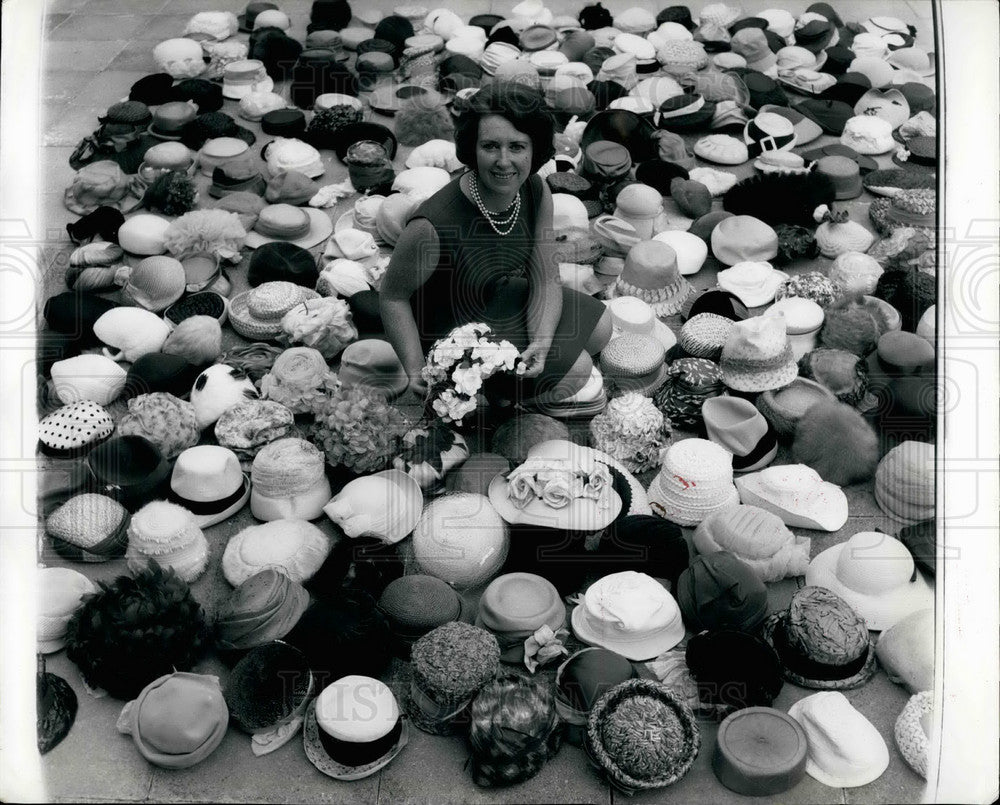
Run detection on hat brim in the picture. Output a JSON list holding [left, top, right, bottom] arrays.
[[146, 123, 187, 141], [171, 473, 251, 529], [302, 701, 408, 780], [607, 360, 671, 397], [245, 207, 335, 250], [734, 474, 848, 531], [570, 603, 684, 661], [804, 542, 934, 632], [646, 475, 740, 527], [718, 271, 789, 309], [760, 612, 878, 689], [369, 83, 437, 116], [487, 469, 623, 532], [334, 209, 386, 244]]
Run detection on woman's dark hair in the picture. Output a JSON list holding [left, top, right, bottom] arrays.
[[454, 83, 555, 175]]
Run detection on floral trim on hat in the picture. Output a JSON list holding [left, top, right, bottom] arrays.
[[506, 458, 614, 512]]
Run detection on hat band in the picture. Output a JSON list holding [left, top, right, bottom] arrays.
[[896, 148, 936, 168], [552, 690, 588, 727], [50, 513, 130, 560], [317, 717, 402, 768], [729, 428, 778, 471], [169, 478, 248, 516], [746, 122, 796, 158], [408, 679, 474, 729], [773, 619, 869, 681], [655, 95, 706, 124]]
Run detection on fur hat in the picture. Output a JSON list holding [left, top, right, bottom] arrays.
[[468, 675, 562, 787], [64, 562, 210, 700], [162, 315, 223, 365], [723, 172, 836, 226], [791, 400, 880, 486], [819, 295, 895, 357], [773, 224, 820, 265], [873, 268, 936, 333], [393, 91, 454, 147]]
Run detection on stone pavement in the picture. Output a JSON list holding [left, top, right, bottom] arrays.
[[32, 0, 934, 802]]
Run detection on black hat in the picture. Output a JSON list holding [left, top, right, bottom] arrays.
[[65, 205, 126, 245], [248, 242, 319, 288], [806, 2, 845, 29], [816, 79, 870, 108], [795, 97, 856, 134], [283, 593, 392, 689], [225, 642, 313, 736], [333, 121, 398, 161], [85, 435, 171, 512], [875, 372, 936, 449], [580, 110, 659, 164], [171, 79, 224, 113], [795, 20, 837, 54], [723, 172, 837, 227], [607, 514, 690, 588], [761, 29, 785, 54], [261, 108, 307, 138], [43, 291, 118, 347], [634, 159, 689, 194], [129, 73, 176, 106], [291, 55, 358, 109], [657, 6, 696, 31], [374, 15, 414, 52], [729, 69, 789, 109], [821, 45, 856, 76], [655, 93, 717, 133], [773, 224, 820, 265], [250, 28, 305, 81], [728, 17, 767, 36], [469, 13, 504, 35], [687, 210, 735, 243], [238, 2, 279, 33], [124, 353, 202, 400], [579, 2, 612, 30], [308, 0, 352, 33], [684, 289, 749, 322], [357, 37, 400, 64], [439, 54, 483, 83], [873, 267, 936, 333], [181, 111, 256, 150], [686, 630, 783, 710], [485, 24, 521, 48], [37, 662, 78, 755], [588, 79, 628, 111]]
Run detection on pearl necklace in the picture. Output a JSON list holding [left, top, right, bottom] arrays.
[[470, 172, 521, 237]]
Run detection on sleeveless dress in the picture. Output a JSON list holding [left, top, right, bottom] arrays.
[[410, 173, 606, 396]]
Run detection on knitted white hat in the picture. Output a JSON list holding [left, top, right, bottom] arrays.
[[647, 438, 739, 527]]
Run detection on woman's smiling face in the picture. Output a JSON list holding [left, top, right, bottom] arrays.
[[475, 114, 533, 199]]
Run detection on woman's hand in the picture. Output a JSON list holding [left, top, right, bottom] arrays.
[[518, 341, 549, 379], [407, 373, 429, 399]]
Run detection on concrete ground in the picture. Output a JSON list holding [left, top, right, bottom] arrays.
[[33, 0, 934, 802]]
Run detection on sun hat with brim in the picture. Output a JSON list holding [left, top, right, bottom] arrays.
[[787, 692, 890, 788], [736, 464, 848, 531], [244, 206, 334, 250], [712, 707, 807, 795], [886, 46, 935, 77], [489, 440, 623, 532], [224, 642, 314, 755], [755, 377, 836, 437], [476, 573, 566, 663], [304, 676, 408, 779], [407, 622, 500, 735], [117, 673, 228, 769], [761, 586, 876, 689], [805, 531, 933, 632], [377, 575, 469, 656], [228, 282, 321, 340], [585, 678, 699, 794]]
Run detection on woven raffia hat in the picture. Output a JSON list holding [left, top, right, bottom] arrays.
[[599, 334, 668, 396], [805, 531, 933, 631], [250, 437, 331, 522], [229, 281, 321, 340], [761, 586, 877, 689], [586, 679, 699, 793], [571, 570, 685, 661], [304, 675, 408, 780], [679, 313, 735, 360], [377, 575, 469, 656], [895, 691, 933, 779], [736, 464, 848, 531], [616, 240, 692, 316], [647, 438, 739, 527], [126, 500, 209, 584], [408, 621, 500, 735], [874, 440, 934, 524], [720, 315, 798, 393], [46, 493, 130, 563]]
